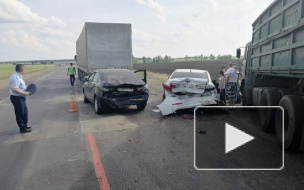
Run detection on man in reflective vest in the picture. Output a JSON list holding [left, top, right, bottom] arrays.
[[67, 63, 76, 86]]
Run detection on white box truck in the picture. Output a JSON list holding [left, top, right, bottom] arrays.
[[76, 22, 132, 78]]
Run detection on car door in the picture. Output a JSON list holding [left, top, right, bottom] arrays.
[[134, 69, 147, 84], [91, 73, 100, 99], [86, 73, 96, 101]]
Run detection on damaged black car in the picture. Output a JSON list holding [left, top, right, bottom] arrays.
[[83, 69, 149, 114]]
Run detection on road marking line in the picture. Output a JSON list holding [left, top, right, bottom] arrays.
[[87, 133, 110, 190]]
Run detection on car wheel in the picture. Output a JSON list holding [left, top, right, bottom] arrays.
[[84, 91, 90, 103], [275, 95, 304, 150], [137, 103, 146, 111], [94, 97, 103, 115]]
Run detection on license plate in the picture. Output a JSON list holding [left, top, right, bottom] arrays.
[[118, 88, 134, 92]]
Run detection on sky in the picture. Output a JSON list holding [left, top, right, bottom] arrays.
[[0, 0, 274, 61]]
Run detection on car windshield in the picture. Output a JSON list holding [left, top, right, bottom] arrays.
[[99, 70, 144, 86], [170, 71, 208, 80]]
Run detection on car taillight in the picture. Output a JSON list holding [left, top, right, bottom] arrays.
[[196, 85, 205, 89], [170, 83, 179, 88], [162, 83, 171, 91], [137, 87, 143, 91]]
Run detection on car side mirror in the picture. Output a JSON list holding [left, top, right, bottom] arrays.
[[81, 76, 89, 82], [236, 48, 241, 58]]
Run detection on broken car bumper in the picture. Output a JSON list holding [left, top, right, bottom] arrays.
[[157, 94, 220, 116]]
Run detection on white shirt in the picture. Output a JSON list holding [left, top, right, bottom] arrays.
[[9, 72, 27, 97], [225, 68, 238, 83], [218, 76, 226, 90]]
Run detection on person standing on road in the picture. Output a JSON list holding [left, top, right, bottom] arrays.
[[225, 62, 238, 107], [218, 71, 226, 105], [67, 63, 76, 86], [9, 64, 32, 133]]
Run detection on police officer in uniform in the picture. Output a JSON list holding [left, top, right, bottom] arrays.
[[9, 64, 32, 133], [67, 63, 76, 86]]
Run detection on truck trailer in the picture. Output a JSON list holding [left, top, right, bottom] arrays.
[[237, 0, 304, 150], [76, 22, 132, 78]]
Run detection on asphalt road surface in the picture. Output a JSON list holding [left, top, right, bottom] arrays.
[[0, 65, 304, 190]]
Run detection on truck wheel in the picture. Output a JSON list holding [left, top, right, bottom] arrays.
[[94, 97, 104, 115], [275, 95, 304, 150], [137, 103, 146, 111], [242, 77, 252, 106], [259, 89, 280, 133]]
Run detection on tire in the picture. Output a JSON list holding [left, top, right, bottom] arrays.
[[83, 91, 90, 103], [137, 103, 146, 111], [162, 93, 166, 102], [242, 77, 252, 106], [259, 89, 281, 133], [275, 95, 304, 150], [94, 97, 103, 115]]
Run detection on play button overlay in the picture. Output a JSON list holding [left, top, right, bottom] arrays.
[[194, 106, 284, 170], [225, 123, 254, 154]]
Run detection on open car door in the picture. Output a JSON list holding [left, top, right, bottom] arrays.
[[134, 69, 147, 84]]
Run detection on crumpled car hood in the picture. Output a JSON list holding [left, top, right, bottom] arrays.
[[167, 78, 208, 94]]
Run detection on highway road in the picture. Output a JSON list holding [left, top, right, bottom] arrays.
[[0, 65, 304, 190]]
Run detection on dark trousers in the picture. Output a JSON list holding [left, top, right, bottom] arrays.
[[220, 89, 226, 105], [10, 96, 28, 130], [70, 75, 75, 86]]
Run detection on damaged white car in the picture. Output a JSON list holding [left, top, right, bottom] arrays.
[[157, 69, 220, 116]]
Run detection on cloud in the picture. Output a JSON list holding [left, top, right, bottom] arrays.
[[132, 28, 162, 56], [133, 28, 161, 43], [0, 0, 47, 23], [134, 0, 166, 21], [4, 30, 49, 52], [0, 0, 74, 59], [207, 0, 219, 12]]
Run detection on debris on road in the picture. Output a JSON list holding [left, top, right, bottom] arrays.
[[152, 109, 160, 113], [118, 146, 125, 152], [128, 138, 133, 142], [168, 173, 173, 176], [182, 114, 194, 120], [196, 128, 206, 134]]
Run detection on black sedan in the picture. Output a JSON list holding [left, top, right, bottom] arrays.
[[83, 69, 149, 114]]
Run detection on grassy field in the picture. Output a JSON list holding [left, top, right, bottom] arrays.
[[0, 65, 56, 80]]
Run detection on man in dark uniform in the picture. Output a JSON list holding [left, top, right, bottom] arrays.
[[67, 63, 76, 86], [9, 64, 32, 133]]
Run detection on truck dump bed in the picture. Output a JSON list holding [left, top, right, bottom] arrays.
[[250, 0, 304, 78], [76, 22, 132, 74]]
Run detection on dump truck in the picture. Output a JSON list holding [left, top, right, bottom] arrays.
[[75, 22, 132, 79], [237, 0, 304, 150]]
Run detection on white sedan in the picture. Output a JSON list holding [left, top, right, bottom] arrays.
[[157, 69, 220, 116]]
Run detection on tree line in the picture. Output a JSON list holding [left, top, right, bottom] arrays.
[[133, 54, 234, 63]]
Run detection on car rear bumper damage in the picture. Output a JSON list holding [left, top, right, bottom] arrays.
[[100, 95, 149, 108], [157, 94, 220, 116]]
